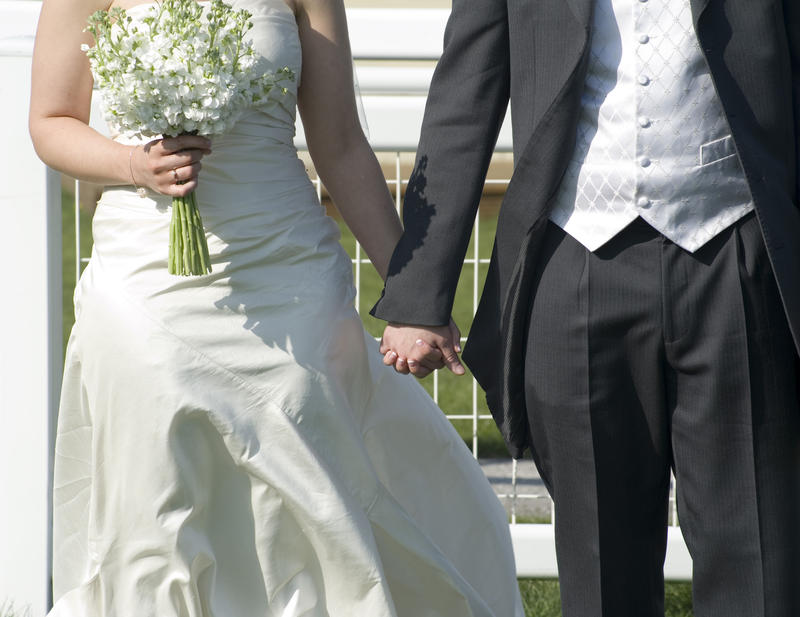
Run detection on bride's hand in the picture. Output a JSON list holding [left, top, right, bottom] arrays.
[[131, 135, 212, 197], [380, 319, 464, 378]]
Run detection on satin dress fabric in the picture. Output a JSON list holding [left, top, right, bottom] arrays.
[[48, 1, 523, 615]]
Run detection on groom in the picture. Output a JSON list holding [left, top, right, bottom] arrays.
[[372, 1, 800, 616]]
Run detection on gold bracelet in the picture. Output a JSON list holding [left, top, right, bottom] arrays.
[[129, 145, 147, 198]]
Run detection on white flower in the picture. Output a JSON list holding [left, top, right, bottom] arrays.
[[84, 0, 294, 138]]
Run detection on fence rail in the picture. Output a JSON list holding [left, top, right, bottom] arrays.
[[0, 3, 693, 615]]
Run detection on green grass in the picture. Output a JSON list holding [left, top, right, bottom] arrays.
[[664, 583, 695, 617], [519, 580, 564, 616], [517, 580, 694, 617]]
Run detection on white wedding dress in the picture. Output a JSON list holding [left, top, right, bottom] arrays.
[[49, 1, 523, 616]]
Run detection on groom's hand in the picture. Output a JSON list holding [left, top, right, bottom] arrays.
[[380, 320, 465, 378]]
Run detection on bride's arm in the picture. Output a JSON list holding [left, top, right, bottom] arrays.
[[294, 0, 402, 281], [29, 0, 209, 196]]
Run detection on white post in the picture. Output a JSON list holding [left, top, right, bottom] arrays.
[[0, 2, 60, 615]]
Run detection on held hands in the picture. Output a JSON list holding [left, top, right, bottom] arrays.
[[130, 135, 212, 198], [380, 319, 465, 379]]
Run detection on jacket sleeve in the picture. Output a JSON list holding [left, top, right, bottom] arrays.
[[370, 0, 510, 326], [786, 0, 800, 203]]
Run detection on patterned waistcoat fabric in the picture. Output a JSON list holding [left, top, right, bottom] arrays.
[[549, 0, 754, 252]]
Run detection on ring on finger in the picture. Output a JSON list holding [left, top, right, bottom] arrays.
[[171, 168, 179, 183]]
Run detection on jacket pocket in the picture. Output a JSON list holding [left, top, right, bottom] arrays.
[[700, 135, 738, 167]]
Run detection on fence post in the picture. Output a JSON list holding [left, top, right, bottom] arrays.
[[0, 2, 60, 614]]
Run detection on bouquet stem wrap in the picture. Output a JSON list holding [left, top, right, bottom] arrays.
[[169, 191, 212, 275]]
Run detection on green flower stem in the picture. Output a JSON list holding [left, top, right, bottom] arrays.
[[179, 197, 190, 269], [168, 191, 212, 276], [191, 205, 208, 273], [171, 196, 180, 273], [200, 213, 211, 267], [169, 196, 182, 273]]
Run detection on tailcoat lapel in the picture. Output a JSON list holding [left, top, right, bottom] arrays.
[[493, 0, 593, 303], [689, 0, 712, 28]]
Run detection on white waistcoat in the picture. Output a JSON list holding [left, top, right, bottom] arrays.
[[549, 0, 754, 253]]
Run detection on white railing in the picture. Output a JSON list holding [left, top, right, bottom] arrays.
[[0, 3, 693, 615]]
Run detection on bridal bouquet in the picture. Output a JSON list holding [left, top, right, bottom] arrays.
[[84, 0, 293, 275]]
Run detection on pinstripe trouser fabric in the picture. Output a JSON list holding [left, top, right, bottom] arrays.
[[524, 213, 800, 617]]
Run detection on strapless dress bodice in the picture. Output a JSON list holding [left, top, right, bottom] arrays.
[[113, 0, 307, 192]]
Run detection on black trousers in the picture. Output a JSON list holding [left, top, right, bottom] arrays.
[[524, 213, 800, 617]]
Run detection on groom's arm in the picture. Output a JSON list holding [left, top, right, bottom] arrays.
[[370, 0, 510, 327]]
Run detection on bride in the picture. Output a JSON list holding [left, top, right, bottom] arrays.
[[29, 0, 524, 615]]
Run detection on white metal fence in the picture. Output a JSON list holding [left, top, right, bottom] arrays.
[[0, 3, 693, 615]]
